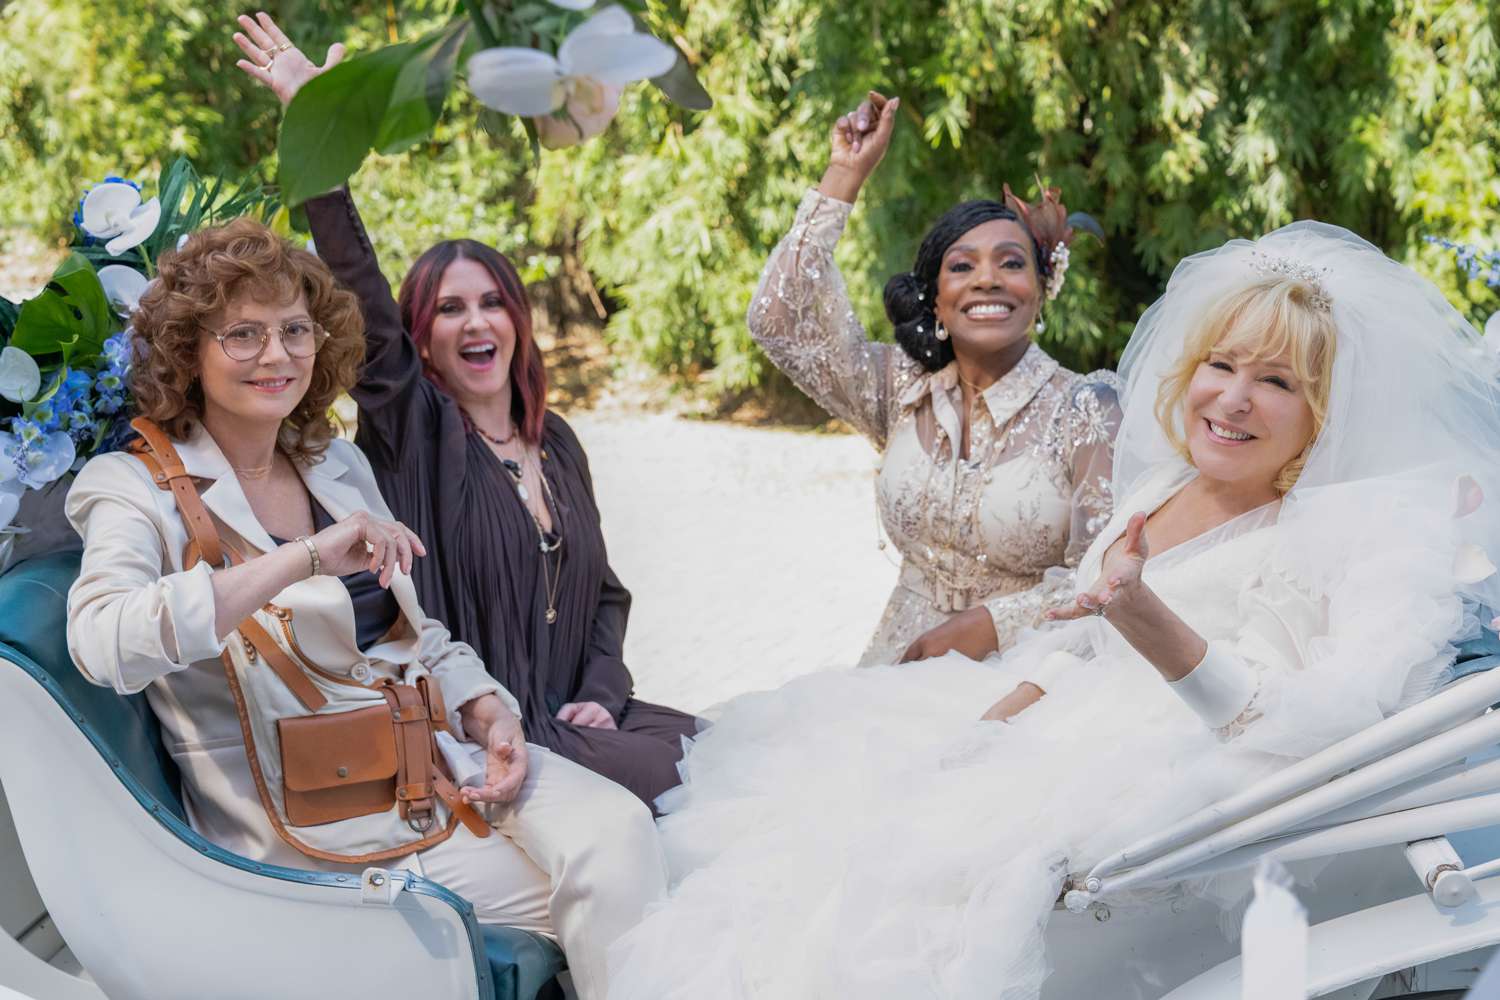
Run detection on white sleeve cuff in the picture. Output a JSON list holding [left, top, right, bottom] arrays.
[[1020, 650, 1085, 694], [165, 561, 228, 665], [1169, 641, 1258, 730]]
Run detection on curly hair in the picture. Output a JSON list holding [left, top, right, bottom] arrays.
[[129, 217, 364, 462]]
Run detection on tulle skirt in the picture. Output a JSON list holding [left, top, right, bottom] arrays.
[[607, 651, 1281, 999]]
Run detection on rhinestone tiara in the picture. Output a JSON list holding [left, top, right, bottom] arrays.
[[1248, 250, 1332, 311]]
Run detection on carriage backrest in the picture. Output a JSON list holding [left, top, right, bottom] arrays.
[[0, 550, 187, 824]]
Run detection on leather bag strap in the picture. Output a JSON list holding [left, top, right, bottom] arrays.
[[129, 417, 223, 569], [237, 617, 329, 713], [381, 683, 436, 830]]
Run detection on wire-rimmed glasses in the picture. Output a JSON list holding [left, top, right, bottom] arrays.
[[210, 319, 329, 362]]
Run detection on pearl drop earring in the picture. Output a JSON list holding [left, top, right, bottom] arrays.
[[935, 321, 949, 342]]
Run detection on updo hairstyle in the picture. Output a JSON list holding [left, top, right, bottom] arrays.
[[882, 200, 1044, 372]]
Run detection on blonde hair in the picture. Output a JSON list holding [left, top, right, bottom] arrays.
[[1154, 276, 1337, 494]]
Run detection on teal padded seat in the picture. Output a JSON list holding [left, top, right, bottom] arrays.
[[0, 551, 565, 1000]]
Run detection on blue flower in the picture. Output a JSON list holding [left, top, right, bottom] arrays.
[[102, 329, 134, 376], [1427, 235, 1500, 289], [0, 418, 75, 489]]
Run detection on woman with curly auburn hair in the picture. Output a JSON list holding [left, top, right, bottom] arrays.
[[64, 218, 668, 1000], [128, 217, 365, 462], [235, 12, 700, 811]]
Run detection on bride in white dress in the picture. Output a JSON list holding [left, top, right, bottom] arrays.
[[606, 222, 1500, 998]]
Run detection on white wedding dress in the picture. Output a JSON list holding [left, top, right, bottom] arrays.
[[606, 463, 1472, 999], [606, 222, 1500, 999]]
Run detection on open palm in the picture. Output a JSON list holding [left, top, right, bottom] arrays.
[[1050, 512, 1150, 622], [232, 12, 345, 108]]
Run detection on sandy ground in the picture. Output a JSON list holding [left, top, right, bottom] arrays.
[[565, 412, 898, 713]]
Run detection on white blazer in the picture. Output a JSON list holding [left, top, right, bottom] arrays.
[[66, 425, 516, 867]]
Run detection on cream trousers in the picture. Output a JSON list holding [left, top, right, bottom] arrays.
[[405, 745, 666, 1000]]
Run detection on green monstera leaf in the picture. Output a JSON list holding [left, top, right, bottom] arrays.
[[10, 254, 115, 364], [279, 20, 468, 206]]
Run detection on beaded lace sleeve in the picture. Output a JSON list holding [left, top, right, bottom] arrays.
[[984, 377, 1122, 653], [747, 189, 900, 447]]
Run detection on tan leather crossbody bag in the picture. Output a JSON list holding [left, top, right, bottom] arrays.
[[127, 417, 490, 862]]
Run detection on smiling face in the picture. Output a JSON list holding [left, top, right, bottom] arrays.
[[1184, 347, 1317, 495], [1157, 276, 1336, 497], [197, 291, 315, 435], [420, 257, 518, 406], [932, 218, 1043, 365]]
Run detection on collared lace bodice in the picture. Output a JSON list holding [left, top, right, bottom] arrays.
[[748, 189, 1122, 663]]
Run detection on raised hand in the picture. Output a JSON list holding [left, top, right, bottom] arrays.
[[1047, 512, 1150, 623], [232, 11, 345, 107], [307, 510, 427, 588], [818, 90, 901, 203]]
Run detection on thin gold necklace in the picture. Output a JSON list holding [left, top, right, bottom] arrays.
[[232, 454, 276, 479]]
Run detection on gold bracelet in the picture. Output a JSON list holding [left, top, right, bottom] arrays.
[[294, 535, 320, 577]]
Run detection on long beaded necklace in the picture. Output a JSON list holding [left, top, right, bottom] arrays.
[[498, 450, 564, 625]]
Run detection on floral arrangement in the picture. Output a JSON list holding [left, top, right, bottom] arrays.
[[0, 159, 279, 561], [277, 0, 711, 206]]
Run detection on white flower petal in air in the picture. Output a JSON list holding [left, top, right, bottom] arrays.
[[177, 233, 191, 250], [1455, 543, 1498, 584], [97, 264, 149, 318], [544, 0, 595, 9], [103, 197, 161, 257], [79, 181, 143, 240], [1455, 474, 1485, 519], [559, 6, 676, 85], [0, 347, 41, 404], [467, 48, 566, 116], [559, 4, 636, 53]]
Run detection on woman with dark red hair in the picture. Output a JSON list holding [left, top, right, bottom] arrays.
[[234, 13, 699, 807]]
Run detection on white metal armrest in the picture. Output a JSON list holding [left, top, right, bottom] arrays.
[[1070, 666, 1500, 907]]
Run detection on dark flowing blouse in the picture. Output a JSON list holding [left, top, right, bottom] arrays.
[[304, 190, 635, 743]]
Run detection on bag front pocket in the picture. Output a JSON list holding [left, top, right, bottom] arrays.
[[278, 705, 398, 827]]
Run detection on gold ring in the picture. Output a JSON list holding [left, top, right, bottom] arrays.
[[261, 52, 276, 70], [273, 41, 293, 52]]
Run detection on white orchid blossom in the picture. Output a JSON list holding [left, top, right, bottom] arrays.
[[466, 5, 676, 131], [0, 347, 41, 404], [534, 78, 623, 148], [79, 180, 162, 257], [97, 264, 149, 318]]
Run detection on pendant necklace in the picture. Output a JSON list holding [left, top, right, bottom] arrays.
[[499, 451, 564, 625]]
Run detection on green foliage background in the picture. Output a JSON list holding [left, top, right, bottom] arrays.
[[4, 0, 1498, 397]]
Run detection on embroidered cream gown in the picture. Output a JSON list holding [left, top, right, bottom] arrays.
[[748, 190, 1122, 664]]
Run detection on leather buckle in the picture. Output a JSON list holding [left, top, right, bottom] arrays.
[[407, 810, 436, 834]]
